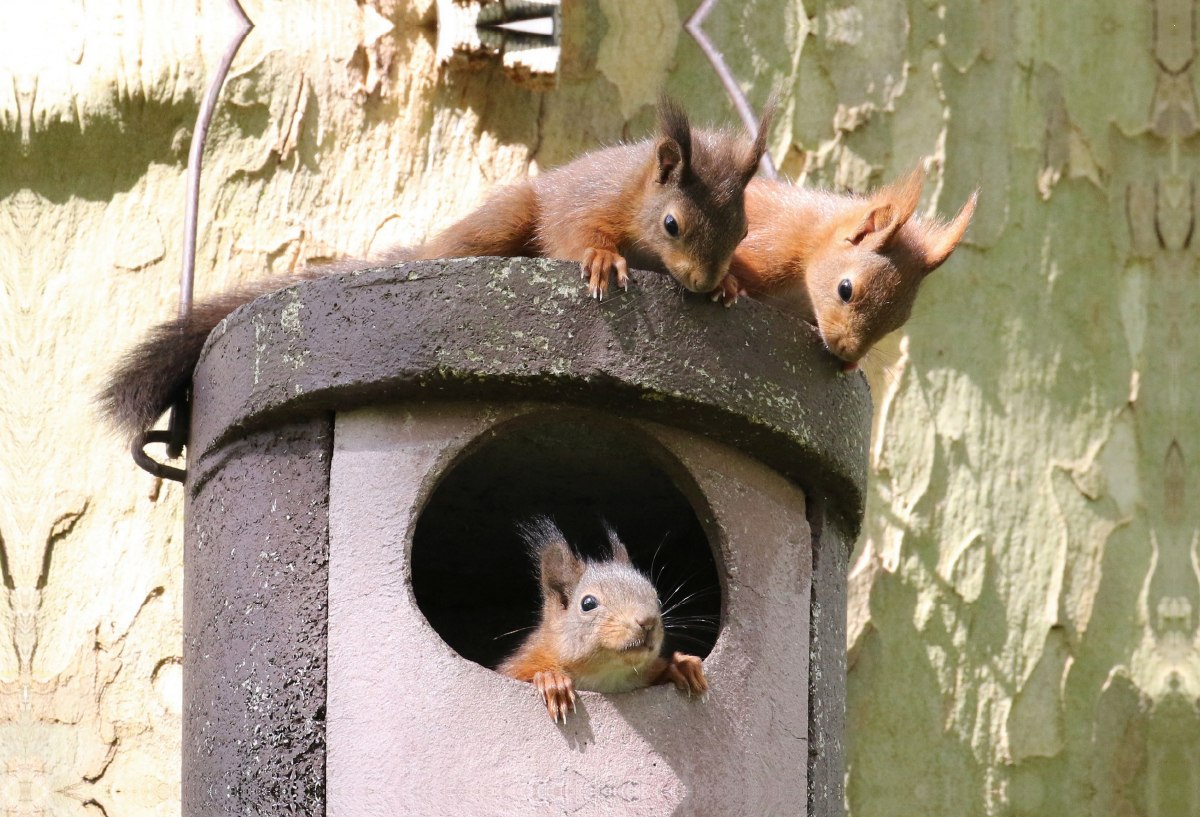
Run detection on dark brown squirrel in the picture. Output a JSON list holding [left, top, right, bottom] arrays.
[[709, 166, 977, 370], [99, 96, 773, 439], [499, 518, 708, 723]]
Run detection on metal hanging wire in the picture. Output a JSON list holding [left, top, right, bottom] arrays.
[[684, 0, 778, 179], [133, 0, 254, 482], [133, 0, 769, 479]]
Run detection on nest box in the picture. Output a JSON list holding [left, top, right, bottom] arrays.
[[182, 258, 871, 816]]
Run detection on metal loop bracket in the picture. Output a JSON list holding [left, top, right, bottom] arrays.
[[133, 430, 188, 483]]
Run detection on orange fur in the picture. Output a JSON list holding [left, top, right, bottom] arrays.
[[393, 97, 775, 299], [721, 167, 977, 363], [384, 182, 542, 263], [500, 637, 565, 681]]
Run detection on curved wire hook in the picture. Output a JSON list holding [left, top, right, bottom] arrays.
[[133, 431, 188, 483]]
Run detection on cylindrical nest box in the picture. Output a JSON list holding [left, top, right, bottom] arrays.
[[183, 258, 871, 817]]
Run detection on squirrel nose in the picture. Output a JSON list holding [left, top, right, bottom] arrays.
[[636, 616, 658, 633]]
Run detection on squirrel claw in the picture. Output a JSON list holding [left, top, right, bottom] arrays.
[[581, 247, 627, 302], [708, 274, 744, 308], [665, 652, 709, 697], [533, 670, 576, 723]]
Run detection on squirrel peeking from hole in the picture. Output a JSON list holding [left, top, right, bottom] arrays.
[[499, 517, 709, 724]]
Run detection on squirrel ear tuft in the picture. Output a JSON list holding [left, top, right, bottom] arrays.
[[656, 137, 686, 184], [744, 92, 779, 183], [847, 202, 901, 247], [656, 95, 693, 183], [539, 538, 585, 608], [921, 190, 978, 273], [848, 164, 926, 248], [521, 517, 585, 608], [603, 522, 632, 565]]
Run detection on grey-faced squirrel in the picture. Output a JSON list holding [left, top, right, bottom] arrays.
[[498, 518, 709, 723], [99, 96, 774, 439], [710, 166, 977, 370]]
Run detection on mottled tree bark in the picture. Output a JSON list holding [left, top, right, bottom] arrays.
[[832, 2, 1200, 816]]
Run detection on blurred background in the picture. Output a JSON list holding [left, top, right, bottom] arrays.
[[0, 0, 1195, 814]]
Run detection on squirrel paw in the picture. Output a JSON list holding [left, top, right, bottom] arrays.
[[580, 248, 629, 302], [533, 670, 577, 723], [708, 275, 746, 308], [665, 652, 709, 698]]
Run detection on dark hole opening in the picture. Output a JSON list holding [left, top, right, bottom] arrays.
[[412, 418, 722, 671]]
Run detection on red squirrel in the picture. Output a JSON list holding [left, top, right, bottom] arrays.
[[100, 97, 773, 439], [387, 95, 773, 300], [711, 166, 977, 370], [499, 518, 708, 723]]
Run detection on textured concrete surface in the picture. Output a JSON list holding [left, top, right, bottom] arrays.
[[187, 255, 869, 813], [806, 498, 851, 817], [190, 258, 873, 540], [328, 403, 813, 816], [184, 419, 333, 815]]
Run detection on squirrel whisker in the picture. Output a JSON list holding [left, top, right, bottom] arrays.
[[658, 569, 708, 608], [648, 532, 672, 586], [660, 586, 721, 618], [663, 632, 717, 650], [663, 614, 720, 625], [663, 617, 720, 630]]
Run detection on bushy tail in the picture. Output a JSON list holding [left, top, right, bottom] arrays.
[[97, 268, 335, 438], [101, 181, 541, 439]]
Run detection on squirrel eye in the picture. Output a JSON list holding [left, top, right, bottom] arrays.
[[838, 279, 853, 303], [664, 214, 679, 237], [580, 595, 599, 612]]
